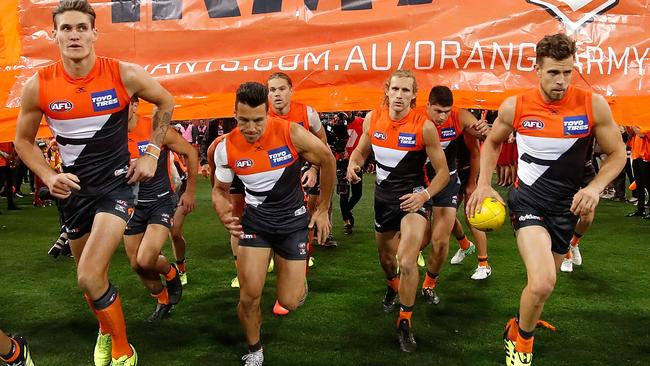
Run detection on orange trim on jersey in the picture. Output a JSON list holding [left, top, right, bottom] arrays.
[[226, 117, 298, 176], [38, 57, 130, 120], [513, 85, 593, 139], [369, 108, 426, 151], [269, 102, 310, 131]]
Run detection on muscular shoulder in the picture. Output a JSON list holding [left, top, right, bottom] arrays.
[[498, 96, 517, 125]]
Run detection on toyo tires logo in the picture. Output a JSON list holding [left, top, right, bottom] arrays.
[[527, 0, 619, 33]]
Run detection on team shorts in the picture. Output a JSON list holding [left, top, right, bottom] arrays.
[[239, 227, 309, 260], [230, 175, 244, 195], [124, 195, 176, 235], [457, 166, 471, 194], [374, 195, 429, 233], [431, 173, 461, 208], [60, 184, 136, 240], [508, 188, 578, 255]]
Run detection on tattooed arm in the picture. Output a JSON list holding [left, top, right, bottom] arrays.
[[120, 61, 175, 183]]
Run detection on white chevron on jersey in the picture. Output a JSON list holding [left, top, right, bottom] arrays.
[[58, 144, 86, 167], [372, 145, 408, 184], [516, 134, 579, 186], [213, 139, 234, 183], [440, 140, 451, 149], [46, 115, 111, 139], [239, 168, 285, 207]]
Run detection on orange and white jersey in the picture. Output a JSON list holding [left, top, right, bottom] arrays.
[[269, 101, 322, 134], [214, 117, 307, 233], [369, 108, 428, 200], [512, 85, 595, 210], [38, 57, 131, 196]]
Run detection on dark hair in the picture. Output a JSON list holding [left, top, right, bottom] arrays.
[[53, 0, 97, 28], [428, 85, 453, 107], [383, 70, 418, 108], [235, 82, 269, 111], [536, 33, 576, 65], [267, 72, 293, 87]]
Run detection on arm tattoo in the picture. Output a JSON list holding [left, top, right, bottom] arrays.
[[151, 110, 171, 146]]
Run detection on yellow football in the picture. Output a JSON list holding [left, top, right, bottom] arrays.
[[468, 197, 506, 232]]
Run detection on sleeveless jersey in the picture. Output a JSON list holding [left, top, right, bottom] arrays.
[[38, 57, 131, 196], [369, 108, 428, 200], [512, 85, 595, 212], [269, 102, 311, 131], [217, 117, 307, 233]]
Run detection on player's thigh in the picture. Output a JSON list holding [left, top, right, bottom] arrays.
[[275, 256, 307, 302], [123, 233, 145, 268], [375, 230, 400, 258], [78, 212, 128, 273], [139, 224, 171, 258], [431, 207, 457, 243], [516, 226, 556, 283], [69, 233, 90, 266], [398, 213, 428, 259], [237, 246, 272, 300]]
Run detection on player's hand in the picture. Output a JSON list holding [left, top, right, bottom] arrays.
[[222, 215, 243, 237], [466, 184, 504, 218], [178, 192, 196, 215], [302, 167, 318, 188], [571, 186, 599, 217], [45, 172, 81, 199], [309, 208, 331, 246], [472, 119, 490, 138], [346, 163, 362, 183], [200, 164, 210, 178], [399, 191, 429, 213], [127, 154, 157, 184]]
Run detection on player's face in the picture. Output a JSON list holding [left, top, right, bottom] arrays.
[[235, 102, 268, 143], [426, 103, 453, 126], [268, 78, 293, 113], [53, 11, 97, 62], [386, 77, 415, 114], [536, 56, 574, 102]]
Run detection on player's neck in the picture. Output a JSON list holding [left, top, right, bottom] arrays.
[[389, 107, 410, 121], [61, 52, 97, 79], [274, 103, 290, 116]]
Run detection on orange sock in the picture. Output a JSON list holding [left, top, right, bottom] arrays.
[[515, 332, 534, 353], [422, 272, 438, 289], [565, 250, 572, 260], [0, 338, 20, 363], [398, 311, 412, 326], [176, 261, 186, 273], [457, 235, 471, 250], [478, 256, 489, 267], [84, 294, 109, 335], [387, 276, 400, 292], [151, 288, 170, 305], [95, 294, 133, 359], [505, 317, 519, 342], [164, 265, 177, 281], [570, 234, 581, 247]]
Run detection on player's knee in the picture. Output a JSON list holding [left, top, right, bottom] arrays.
[[136, 250, 158, 271], [76, 270, 102, 293], [398, 256, 417, 276], [528, 276, 556, 300], [239, 292, 262, 309], [277, 295, 299, 311], [379, 252, 397, 269]]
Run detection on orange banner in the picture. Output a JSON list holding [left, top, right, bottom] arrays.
[[2, 0, 650, 141]]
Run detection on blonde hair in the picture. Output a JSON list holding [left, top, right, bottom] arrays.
[[382, 70, 418, 108]]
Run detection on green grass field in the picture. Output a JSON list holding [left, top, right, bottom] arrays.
[[0, 177, 649, 366]]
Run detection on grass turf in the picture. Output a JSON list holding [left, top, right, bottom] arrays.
[[0, 178, 649, 365]]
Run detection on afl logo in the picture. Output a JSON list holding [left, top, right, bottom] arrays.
[[373, 131, 387, 140], [235, 159, 254, 169], [49, 100, 73, 112], [522, 119, 545, 130]]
